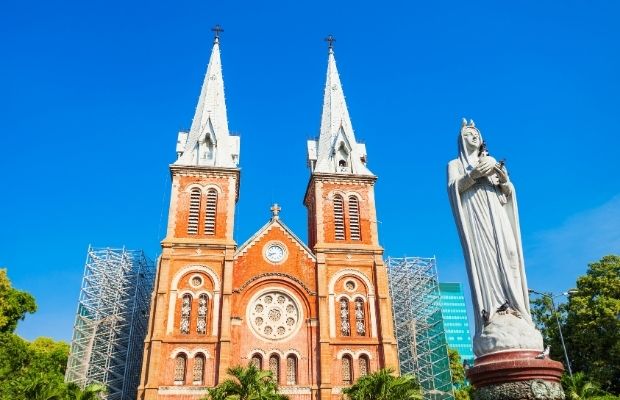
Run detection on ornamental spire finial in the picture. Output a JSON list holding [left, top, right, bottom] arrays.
[[324, 34, 336, 53], [211, 24, 224, 43]]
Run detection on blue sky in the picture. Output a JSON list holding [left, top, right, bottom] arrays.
[[1, 1, 618, 342]]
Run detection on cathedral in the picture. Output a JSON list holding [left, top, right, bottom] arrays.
[[137, 33, 399, 400]]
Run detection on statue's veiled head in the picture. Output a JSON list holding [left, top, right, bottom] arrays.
[[458, 118, 483, 170]]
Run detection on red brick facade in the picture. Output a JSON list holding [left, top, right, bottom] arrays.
[[137, 162, 399, 400]]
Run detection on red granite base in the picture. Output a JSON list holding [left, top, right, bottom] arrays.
[[467, 350, 564, 388]]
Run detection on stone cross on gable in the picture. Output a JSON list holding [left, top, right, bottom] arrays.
[[270, 203, 281, 218]]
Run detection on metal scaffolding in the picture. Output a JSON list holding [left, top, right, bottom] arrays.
[[387, 257, 454, 400], [66, 246, 155, 400]]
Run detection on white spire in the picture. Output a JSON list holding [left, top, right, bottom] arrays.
[[175, 33, 240, 168], [307, 44, 372, 176]]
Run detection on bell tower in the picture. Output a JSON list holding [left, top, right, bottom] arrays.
[[138, 27, 240, 400], [304, 38, 399, 399]]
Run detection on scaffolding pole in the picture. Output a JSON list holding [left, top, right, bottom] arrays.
[[387, 256, 454, 400], [66, 246, 155, 400]]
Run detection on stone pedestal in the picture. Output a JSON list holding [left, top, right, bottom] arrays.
[[467, 350, 565, 400]]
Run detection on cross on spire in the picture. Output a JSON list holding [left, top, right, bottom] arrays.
[[212, 24, 224, 42], [270, 203, 281, 218], [324, 34, 336, 51]]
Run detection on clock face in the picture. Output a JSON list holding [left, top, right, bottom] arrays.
[[266, 244, 285, 262]]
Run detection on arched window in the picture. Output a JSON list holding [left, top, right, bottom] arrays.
[[204, 189, 218, 235], [174, 353, 187, 383], [340, 298, 350, 336], [180, 294, 192, 334], [359, 355, 369, 377], [333, 194, 345, 240], [196, 294, 208, 334], [342, 355, 353, 385], [251, 354, 263, 369], [348, 196, 361, 241], [354, 297, 366, 336], [286, 355, 297, 385], [188, 189, 201, 235], [269, 354, 280, 383], [193, 354, 205, 383]]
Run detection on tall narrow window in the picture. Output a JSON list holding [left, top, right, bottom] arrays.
[[340, 299, 350, 336], [286, 355, 297, 385], [188, 189, 201, 235], [174, 354, 187, 383], [333, 194, 345, 240], [355, 298, 366, 336], [269, 355, 280, 383], [204, 189, 218, 235], [348, 196, 361, 240], [342, 355, 353, 385], [196, 294, 208, 334], [251, 354, 263, 369], [193, 354, 205, 383], [359, 355, 369, 377], [180, 294, 192, 334]]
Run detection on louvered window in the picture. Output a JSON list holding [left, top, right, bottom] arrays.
[[342, 355, 353, 385], [286, 355, 297, 385], [333, 194, 345, 240], [348, 196, 361, 240], [174, 354, 187, 383], [187, 189, 201, 235], [204, 189, 218, 235], [269, 355, 280, 383], [193, 354, 205, 383]]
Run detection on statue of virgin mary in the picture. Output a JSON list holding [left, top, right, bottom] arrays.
[[448, 119, 543, 357]]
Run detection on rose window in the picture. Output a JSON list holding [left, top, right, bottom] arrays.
[[249, 291, 300, 341]]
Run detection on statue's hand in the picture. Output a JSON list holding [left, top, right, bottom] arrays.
[[494, 165, 508, 183], [471, 157, 495, 179]]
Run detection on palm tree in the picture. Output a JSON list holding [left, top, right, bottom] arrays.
[[23, 378, 64, 400], [203, 363, 289, 400], [562, 372, 604, 400], [342, 368, 423, 400], [65, 382, 107, 400]]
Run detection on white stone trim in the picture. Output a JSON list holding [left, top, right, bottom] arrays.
[[335, 349, 355, 360], [170, 348, 191, 358], [328, 269, 374, 294], [246, 349, 267, 360], [171, 265, 221, 291], [167, 265, 221, 335], [170, 348, 212, 359], [278, 387, 312, 395], [328, 270, 376, 338], [158, 387, 209, 396], [245, 287, 305, 343]]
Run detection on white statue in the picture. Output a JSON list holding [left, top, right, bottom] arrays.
[[448, 119, 543, 357]]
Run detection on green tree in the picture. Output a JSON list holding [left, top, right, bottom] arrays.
[[562, 372, 604, 400], [65, 382, 107, 400], [563, 255, 620, 393], [0, 268, 36, 333], [448, 348, 471, 400], [342, 368, 422, 400], [203, 363, 288, 400]]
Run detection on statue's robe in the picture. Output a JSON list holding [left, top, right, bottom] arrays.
[[448, 131, 533, 357]]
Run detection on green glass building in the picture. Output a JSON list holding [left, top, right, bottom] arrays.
[[438, 282, 474, 363]]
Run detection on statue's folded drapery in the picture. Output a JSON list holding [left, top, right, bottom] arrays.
[[448, 122, 535, 356]]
